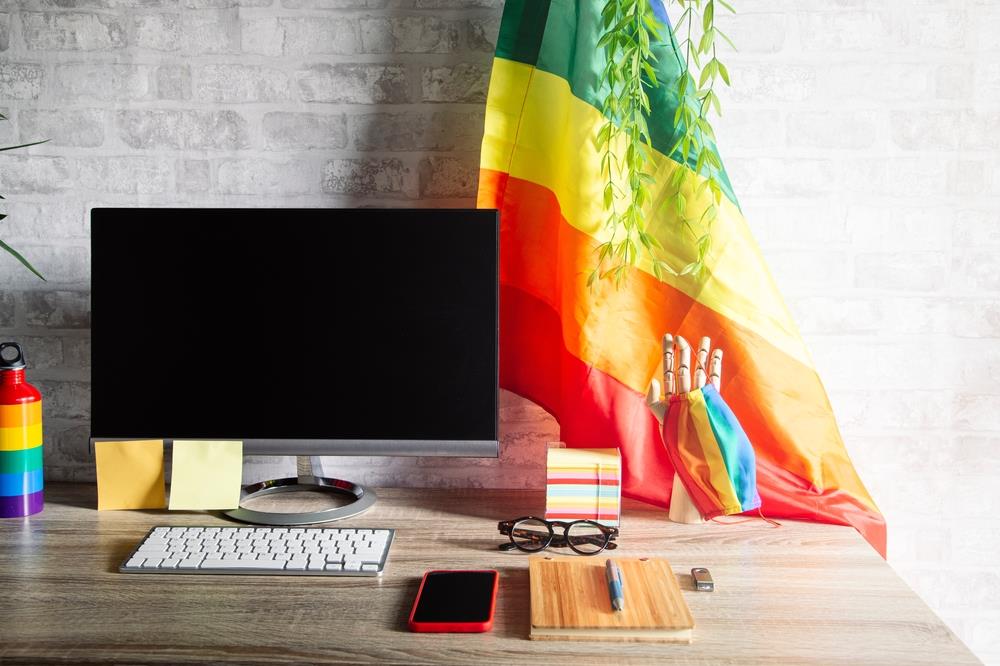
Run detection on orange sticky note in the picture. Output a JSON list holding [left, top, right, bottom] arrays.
[[95, 440, 166, 510]]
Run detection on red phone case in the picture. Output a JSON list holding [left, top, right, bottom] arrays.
[[407, 569, 499, 633]]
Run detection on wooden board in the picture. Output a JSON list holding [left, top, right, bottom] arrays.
[[529, 556, 694, 642]]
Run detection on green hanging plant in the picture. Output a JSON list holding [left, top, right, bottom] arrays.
[[592, 0, 735, 286], [0, 111, 47, 280]]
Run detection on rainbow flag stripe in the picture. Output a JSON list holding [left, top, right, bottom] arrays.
[[663, 385, 760, 518], [478, 0, 886, 554]]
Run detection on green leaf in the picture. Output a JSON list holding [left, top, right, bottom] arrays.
[[0, 139, 49, 153], [641, 61, 658, 86], [699, 28, 714, 54], [703, 0, 714, 30], [709, 89, 722, 115], [716, 27, 738, 51], [699, 58, 718, 87], [596, 122, 612, 149], [0, 239, 45, 280], [717, 60, 730, 85]]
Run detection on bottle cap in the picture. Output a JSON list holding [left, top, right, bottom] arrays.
[[0, 342, 27, 370]]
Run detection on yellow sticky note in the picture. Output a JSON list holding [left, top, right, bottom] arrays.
[[168, 440, 243, 510], [95, 440, 166, 510]]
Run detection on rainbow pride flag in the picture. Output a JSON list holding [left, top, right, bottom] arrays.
[[477, 0, 886, 555]]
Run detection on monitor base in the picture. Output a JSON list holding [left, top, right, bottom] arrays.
[[224, 475, 377, 526]]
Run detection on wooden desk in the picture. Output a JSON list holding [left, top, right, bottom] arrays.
[[0, 484, 976, 665]]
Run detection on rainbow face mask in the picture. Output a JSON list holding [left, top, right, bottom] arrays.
[[662, 384, 761, 518]]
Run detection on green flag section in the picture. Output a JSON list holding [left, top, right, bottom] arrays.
[[478, 0, 886, 555]]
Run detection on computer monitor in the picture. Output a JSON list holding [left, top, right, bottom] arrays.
[[90, 208, 499, 523]]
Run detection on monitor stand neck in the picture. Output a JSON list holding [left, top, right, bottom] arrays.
[[223, 455, 377, 526]]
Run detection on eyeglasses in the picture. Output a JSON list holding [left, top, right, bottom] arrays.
[[497, 516, 619, 555]]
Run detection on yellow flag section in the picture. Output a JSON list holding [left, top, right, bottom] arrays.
[[479, 0, 886, 554]]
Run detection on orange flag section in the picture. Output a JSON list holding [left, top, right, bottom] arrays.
[[481, 168, 886, 555]]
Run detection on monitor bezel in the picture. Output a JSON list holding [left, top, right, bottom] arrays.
[[89, 207, 500, 459]]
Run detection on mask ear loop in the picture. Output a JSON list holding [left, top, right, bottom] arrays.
[[710, 508, 782, 528]]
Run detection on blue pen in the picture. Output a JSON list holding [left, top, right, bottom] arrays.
[[605, 558, 624, 611]]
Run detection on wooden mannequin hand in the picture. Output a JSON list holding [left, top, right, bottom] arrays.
[[646, 333, 724, 524], [645, 334, 724, 424]]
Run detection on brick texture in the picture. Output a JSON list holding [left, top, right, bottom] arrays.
[[0, 2, 996, 662]]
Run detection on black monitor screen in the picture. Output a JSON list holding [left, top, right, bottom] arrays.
[[91, 208, 498, 445]]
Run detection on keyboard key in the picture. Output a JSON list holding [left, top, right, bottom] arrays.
[[121, 526, 393, 576], [200, 560, 254, 570], [135, 550, 171, 561]]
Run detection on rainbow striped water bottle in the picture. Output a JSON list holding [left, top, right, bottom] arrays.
[[0, 342, 43, 518]]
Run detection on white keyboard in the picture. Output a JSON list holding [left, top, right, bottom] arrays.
[[120, 526, 395, 576]]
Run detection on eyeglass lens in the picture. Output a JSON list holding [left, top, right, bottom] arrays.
[[509, 518, 552, 552], [566, 521, 610, 555]]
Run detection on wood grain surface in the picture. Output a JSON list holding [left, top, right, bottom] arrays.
[[529, 556, 693, 642], [0, 483, 979, 665]]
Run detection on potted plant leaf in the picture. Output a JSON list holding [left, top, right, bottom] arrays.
[[0, 110, 46, 280]]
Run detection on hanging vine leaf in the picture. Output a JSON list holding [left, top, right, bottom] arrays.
[[593, 0, 735, 286]]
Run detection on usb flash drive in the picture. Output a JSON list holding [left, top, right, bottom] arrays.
[[691, 567, 714, 591]]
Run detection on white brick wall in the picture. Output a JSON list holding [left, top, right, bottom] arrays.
[[709, 1, 1000, 662], [0, 0, 996, 661]]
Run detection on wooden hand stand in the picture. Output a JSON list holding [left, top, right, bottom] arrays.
[[646, 334, 724, 525]]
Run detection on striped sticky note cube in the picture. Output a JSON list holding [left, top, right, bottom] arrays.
[[545, 447, 621, 527]]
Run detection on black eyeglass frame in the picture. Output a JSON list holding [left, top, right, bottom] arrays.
[[497, 516, 619, 555]]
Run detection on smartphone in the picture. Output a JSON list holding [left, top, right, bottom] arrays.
[[408, 570, 499, 633]]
